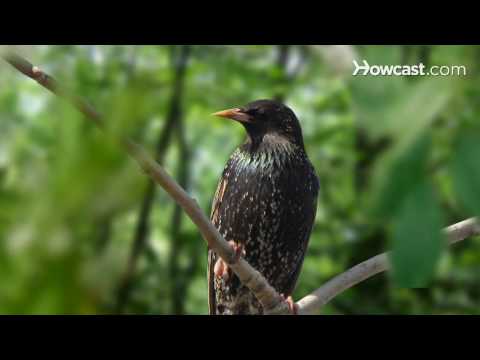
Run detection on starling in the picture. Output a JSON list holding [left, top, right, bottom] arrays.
[[208, 99, 319, 315]]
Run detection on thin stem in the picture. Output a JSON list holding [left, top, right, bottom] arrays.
[[296, 217, 480, 314]]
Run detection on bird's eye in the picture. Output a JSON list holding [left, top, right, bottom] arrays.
[[252, 108, 266, 115]]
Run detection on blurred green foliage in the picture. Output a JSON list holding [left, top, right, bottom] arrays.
[[0, 45, 480, 314]]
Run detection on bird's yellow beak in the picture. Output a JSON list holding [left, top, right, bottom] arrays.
[[211, 108, 252, 123]]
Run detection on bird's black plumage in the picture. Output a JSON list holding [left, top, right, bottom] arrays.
[[208, 99, 319, 315]]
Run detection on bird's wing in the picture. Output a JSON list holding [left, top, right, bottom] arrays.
[[284, 202, 317, 296], [207, 249, 217, 314], [207, 173, 229, 315], [284, 171, 319, 296]]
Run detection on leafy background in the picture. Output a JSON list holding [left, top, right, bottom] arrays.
[[0, 45, 479, 314]]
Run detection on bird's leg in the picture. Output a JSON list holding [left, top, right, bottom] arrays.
[[214, 257, 228, 280], [214, 240, 245, 281], [280, 293, 298, 315]]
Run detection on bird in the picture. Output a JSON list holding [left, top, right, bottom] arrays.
[[207, 99, 319, 315]]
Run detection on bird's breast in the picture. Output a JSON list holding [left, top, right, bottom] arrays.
[[213, 145, 318, 282]]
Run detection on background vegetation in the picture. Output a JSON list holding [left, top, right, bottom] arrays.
[[0, 45, 479, 314]]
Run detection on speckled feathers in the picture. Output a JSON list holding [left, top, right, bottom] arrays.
[[208, 100, 319, 315]]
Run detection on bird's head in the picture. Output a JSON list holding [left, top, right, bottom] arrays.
[[212, 99, 304, 149]]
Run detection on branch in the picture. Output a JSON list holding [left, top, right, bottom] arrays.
[[296, 217, 480, 314], [1, 50, 291, 315], [1, 51, 103, 127], [115, 45, 190, 313]]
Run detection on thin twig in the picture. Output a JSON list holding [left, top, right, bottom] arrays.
[[296, 217, 480, 314]]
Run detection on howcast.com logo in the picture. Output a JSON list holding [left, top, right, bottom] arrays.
[[352, 60, 467, 76]]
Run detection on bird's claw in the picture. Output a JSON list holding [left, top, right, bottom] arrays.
[[214, 241, 245, 281], [228, 240, 246, 263], [214, 258, 229, 280], [280, 294, 298, 315]]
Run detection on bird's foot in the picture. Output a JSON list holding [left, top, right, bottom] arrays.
[[214, 258, 229, 280], [228, 240, 246, 263], [214, 241, 245, 281], [280, 294, 298, 315]]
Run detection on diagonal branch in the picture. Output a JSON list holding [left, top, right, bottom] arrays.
[[296, 217, 480, 314], [1, 49, 291, 315], [2, 52, 103, 127]]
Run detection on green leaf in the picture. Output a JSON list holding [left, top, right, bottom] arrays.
[[352, 76, 455, 143], [385, 77, 455, 151], [372, 133, 431, 219], [451, 129, 480, 215], [390, 182, 445, 287]]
